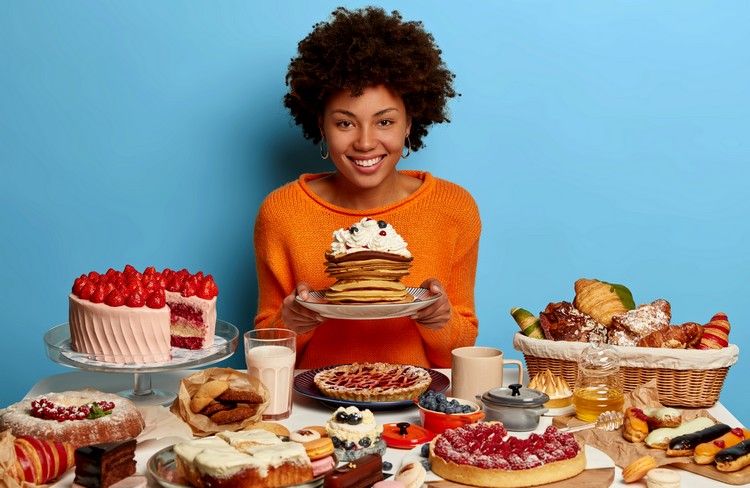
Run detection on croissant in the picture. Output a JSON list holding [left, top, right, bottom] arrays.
[[638, 326, 684, 348], [1, 431, 75, 484], [573, 278, 635, 327], [698, 312, 731, 349]]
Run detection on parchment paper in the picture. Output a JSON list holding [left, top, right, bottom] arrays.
[[556, 379, 718, 468], [169, 367, 269, 437]]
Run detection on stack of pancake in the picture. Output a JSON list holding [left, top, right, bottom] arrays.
[[324, 250, 414, 304]]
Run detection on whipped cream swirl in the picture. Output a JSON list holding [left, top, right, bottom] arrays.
[[330, 217, 411, 258]]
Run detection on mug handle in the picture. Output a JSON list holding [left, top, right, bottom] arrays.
[[503, 359, 524, 385]]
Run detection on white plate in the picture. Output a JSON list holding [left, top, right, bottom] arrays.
[[296, 287, 440, 320], [400, 442, 614, 483], [543, 404, 575, 417]]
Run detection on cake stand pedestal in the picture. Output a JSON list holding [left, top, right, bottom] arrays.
[[44, 320, 239, 406]]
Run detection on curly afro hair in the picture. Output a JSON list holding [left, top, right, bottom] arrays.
[[284, 6, 457, 151]]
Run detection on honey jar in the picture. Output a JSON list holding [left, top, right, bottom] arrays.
[[573, 341, 624, 422]]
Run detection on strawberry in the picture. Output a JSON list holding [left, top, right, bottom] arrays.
[[197, 276, 219, 299], [90, 285, 107, 304], [72, 277, 87, 295], [166, 275, 184, 292], [105, 289, 126, 307], [181, 280, 197, 297], [194, 271, 204, 282], [143, 266, 156, 276], [79, 282, 96, 300], [87, 271, 100, 282], [126, 289, 145, 308], [143, 278, 157, 291], [126, 277, 141, 293], [146, 289, 166, 309], [123, 264, 137, 276]]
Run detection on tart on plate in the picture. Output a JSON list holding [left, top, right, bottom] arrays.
[[313, 362, 432, 402]]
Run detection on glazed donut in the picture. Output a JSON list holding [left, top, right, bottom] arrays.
[[715, 440, 750, 472], [667, 424, 732, 456], [694, 427, 750, 464]]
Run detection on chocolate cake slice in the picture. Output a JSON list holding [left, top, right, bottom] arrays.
[[74, 438, 137, 488]]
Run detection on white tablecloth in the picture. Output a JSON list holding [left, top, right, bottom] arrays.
[[24, 369, 744, 488]]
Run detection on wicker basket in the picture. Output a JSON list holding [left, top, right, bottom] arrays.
[[513, 332, 739, 408]]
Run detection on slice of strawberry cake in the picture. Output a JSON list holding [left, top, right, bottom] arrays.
[[69, 265, 219, 364]]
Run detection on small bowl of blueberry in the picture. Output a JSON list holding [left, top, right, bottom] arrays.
[[415, 391, 484, 434]]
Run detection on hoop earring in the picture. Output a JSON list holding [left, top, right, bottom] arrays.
[[320, 140, 329, 160], [402, 136, 411, 159]]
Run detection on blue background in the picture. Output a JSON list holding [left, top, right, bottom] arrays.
[[2, 2, 747, 425]]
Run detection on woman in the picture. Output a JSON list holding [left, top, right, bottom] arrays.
[[253, 7, 480, 368]]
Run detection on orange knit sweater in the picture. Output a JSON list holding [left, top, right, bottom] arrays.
[[253, 171, 481, 368]]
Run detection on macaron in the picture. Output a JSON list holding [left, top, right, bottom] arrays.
[[646, 468, 681, 488], [290, 428, 322, 443], [304, 437, 335, 461], [303, 425, 329, 438], [622, 455, 657, 483], [394, 461, 426, 488], [372, 481, 406, 488], [311, 454, 337, 477]]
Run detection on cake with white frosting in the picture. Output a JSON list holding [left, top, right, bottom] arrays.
[[174, 430, 312, 488]]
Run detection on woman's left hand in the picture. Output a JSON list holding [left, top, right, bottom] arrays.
[[411, 278, 451, 329]]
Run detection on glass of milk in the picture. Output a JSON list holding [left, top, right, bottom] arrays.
[[244, 328, 296, 420]]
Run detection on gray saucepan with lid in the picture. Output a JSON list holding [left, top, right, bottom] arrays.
[[477, 383, 549, 431]]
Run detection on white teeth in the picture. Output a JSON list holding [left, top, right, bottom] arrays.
[[352, 157, 381, 167]]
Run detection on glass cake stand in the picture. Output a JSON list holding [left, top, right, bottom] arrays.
[[44, 320, 239, 406]]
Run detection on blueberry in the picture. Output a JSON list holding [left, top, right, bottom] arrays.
[[377, 220, 387, 228], [336, 411, 348, 423], [382, 461, 393, 472], [347, 412, 363, 425], [420, 443, 430, 457], [349, 226, 359, 234], [359, 437, 371, 448], [421, 460, 432, 471], [461, 405, 473, 413], [331, 437, 343, 448], [346, 441, 357, 450]]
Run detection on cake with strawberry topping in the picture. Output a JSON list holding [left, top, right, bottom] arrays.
[[429, 422, 586, 487], [69, 265, 218, 364]]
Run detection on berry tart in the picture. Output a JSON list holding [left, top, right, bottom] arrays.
[[429, 422, 586, 488], [69, 265, 218, 364], [0, 390, 144, 448], [313, 362, 432, 402]]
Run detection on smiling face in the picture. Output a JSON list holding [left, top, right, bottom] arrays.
[[319, 85, 411, 194]]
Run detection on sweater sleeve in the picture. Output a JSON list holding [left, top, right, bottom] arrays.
[[415, 184, 481, 367], [252, 191, 315, 354]]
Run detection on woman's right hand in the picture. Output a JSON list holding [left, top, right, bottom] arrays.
[[281, 282, 326, 335]]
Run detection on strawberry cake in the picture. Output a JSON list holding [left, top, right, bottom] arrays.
[[68, 265, 218, 364]]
